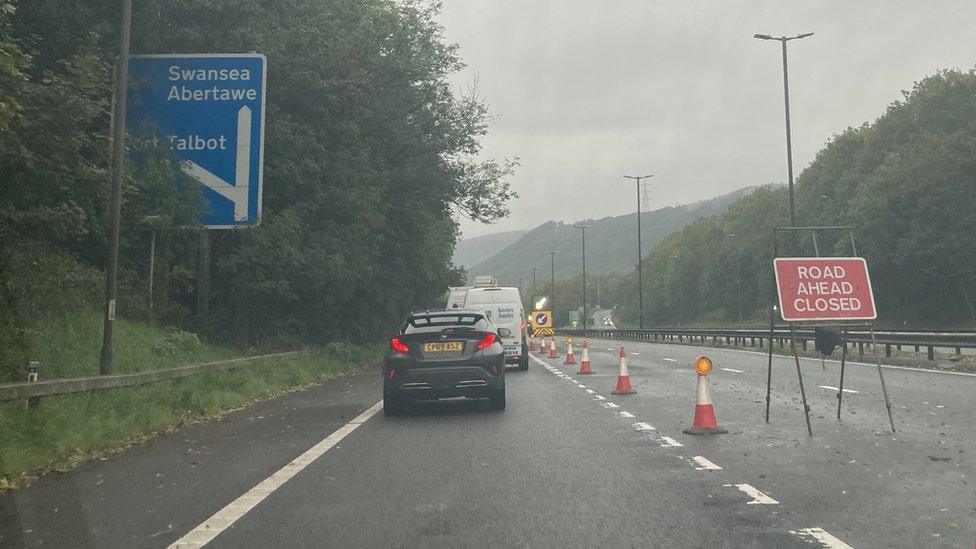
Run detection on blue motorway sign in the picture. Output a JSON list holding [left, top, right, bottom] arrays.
[[127, 54, 266, 228]]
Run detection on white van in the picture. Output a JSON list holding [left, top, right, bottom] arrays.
[[462, 286, 528, 370], [445, 286, 470, 310]]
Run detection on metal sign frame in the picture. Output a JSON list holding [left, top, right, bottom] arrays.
[[764, 226, 896, 435]]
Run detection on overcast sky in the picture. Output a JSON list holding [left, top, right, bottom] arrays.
[[437, 1, 976, 239]]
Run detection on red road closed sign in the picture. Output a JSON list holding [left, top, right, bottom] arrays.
[[774, 257, 877, 322]]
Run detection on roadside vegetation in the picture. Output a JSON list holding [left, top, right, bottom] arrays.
[[0, 0, 517, 381], [539, 70, 976, 330], [0, 311, 382, 489]]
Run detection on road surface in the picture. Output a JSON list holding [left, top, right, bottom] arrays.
[[1, 338, 973, 547]]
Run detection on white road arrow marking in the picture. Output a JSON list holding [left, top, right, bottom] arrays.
[[181, 105, 252, 222]]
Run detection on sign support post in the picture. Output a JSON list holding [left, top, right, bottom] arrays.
[[765, 226, 895, 435]]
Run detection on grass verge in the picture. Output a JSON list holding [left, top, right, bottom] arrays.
[[0, 312, 384, 490], [19, 311, 237, 380]]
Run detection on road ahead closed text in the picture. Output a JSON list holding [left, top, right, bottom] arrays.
[[774, 257, 877, 321]]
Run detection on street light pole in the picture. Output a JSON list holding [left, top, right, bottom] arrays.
[[547, 251, 558, 325], [517, 276, 525, 297], [574, 225, 590, 328], [754, 32, 813, 227], [531, 266, 538, 297], [623, 174, 653, 328], [99, 0, 134, 375]]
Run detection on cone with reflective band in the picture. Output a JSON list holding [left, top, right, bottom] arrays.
[[528, 338, 536, 352], [682, 373, 728, 435], [578, 340, 593, 374], [537, 337, 549, 355], [611, 346, 636, 394], [564, 340, 576, 365], [548, 338, 558, 359]]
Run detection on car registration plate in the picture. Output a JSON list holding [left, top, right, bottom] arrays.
[[504, 347, 519, 356], [424, 342, 462, 352]]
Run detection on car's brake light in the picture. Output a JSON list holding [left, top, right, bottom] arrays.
[[390, 337, 409, 353], [477, 332, 497, 350]]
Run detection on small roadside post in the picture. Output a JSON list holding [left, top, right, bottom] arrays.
[[26, 361, 39, 409]]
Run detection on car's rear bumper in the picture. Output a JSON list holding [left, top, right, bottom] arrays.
[[384, 363, 504, 401]]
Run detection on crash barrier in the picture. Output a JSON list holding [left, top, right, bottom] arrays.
[[0, 350, 306, 403], [559, 328, 976, 362]]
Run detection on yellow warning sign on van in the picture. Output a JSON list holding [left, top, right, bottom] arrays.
[[530, 310, 553, 337]]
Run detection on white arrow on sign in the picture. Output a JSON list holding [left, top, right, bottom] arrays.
[[181, 105, 252, 222]]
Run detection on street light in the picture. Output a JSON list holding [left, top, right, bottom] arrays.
[[531, 266, 539, 297], [623, 173, 653, 328], [754, 32, 814, 227], [574, 225, 591, 329], [547, 250, 558, 325]]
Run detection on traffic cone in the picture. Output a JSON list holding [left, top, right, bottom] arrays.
[[611, 347, 636, 394], [578, 341, 593, 374], [548, 338, 558, 359], [528, 338, 536, 352], [537, 337, 548, 355], [683, 356, 728, 435], [564, 340, 577, 365]]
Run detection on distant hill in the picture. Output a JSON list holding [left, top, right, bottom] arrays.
[[453, 229, 528, 269], [467, 187, 757, 283]]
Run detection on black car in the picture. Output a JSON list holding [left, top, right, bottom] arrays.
[[383, 310, 507, 415]]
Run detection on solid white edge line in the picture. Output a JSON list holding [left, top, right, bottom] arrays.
[[692, 456, 721, 470], [168, 400, 384, 548], [789, 527, 853, 548]]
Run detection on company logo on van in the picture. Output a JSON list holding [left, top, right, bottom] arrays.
[[497, 307, 515, 319]]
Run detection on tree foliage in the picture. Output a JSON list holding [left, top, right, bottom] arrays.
[[576, 70, 976, 328], [0, 0, 516, 377]]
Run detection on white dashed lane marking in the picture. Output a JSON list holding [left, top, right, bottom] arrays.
[[586, 389, 595, 394], [660, 436, 683, 448], [721, 368, 743, 373], [692, 456, 722, 470], [726, 483, 779, 504], [818, 385, 859, 394], [632, 422, 656, 432], [663, 358, 678, 363], [789, 528, 853, 548], [618, 411, 635, 418], [603, 402, 619, 409]]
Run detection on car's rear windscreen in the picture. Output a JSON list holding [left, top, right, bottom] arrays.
[[403, 314, 489, 334]]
